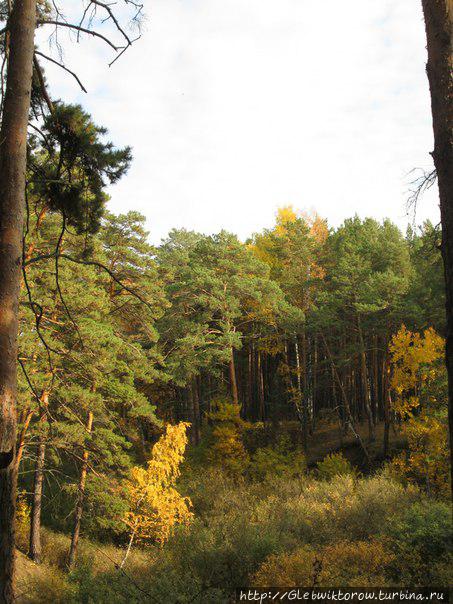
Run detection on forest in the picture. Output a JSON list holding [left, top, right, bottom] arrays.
[[0, 1, 452, 603]]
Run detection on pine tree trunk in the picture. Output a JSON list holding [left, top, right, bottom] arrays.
[[68, 411, 93, 570], [14, 408, 34, 472], [257, 350, 265, 421], [371, 334, 379, 423], [421, 0, 453, 496], [322, 334, 369, 461], [29, 441, 46, 564], [312, 335, 318, 432], [0, 0, 37, 599], [246, 343, 253, 418], [191, 378, 200, 445], [383, 347, 391, 457], [229, 348, 239, 406], [357, 315, 375, 442], [295, 337, 307, 451]]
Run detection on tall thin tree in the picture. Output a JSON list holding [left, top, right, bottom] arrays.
[[421, 0, 453, 492]]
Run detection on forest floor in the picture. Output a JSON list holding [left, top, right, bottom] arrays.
[[305, 419, 406, 471]]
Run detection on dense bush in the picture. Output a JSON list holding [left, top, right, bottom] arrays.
[[253, 540, 394, 587], [17, 460, 451, 603], [249, 435, 306, 480], [316, 451, 356, 480], [382, 500, 453, 584]]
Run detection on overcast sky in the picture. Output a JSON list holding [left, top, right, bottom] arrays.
[[36, 0, 440, 243]]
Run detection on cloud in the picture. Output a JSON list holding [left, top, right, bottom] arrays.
[[35, 0, 439, 243]]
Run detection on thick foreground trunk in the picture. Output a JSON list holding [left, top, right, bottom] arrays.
[[421, 0, 453, 494], [0, 0, 37, 600]]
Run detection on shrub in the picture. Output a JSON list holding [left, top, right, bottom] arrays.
[[20, 565, 76, 603], [316, 452, 356, 480], [253, 540, 394, 588], [253, 475, 419, 544], [387, 414, 450, 496], [207, 401, 250, 474], [249, 436, 306, 481], [15, 491, 31, 552], [382, 500, 453, 584]]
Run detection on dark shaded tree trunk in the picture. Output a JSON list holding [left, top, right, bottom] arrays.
[[190, 378, 200, 445], [257, 350, 265, 421], [371, 334, 379, 423], [67, 411, 93, 570], [0, 0, 37, 599], [29, 441, 46, 563], [312, 335, 318, 432], [246, 343, 253, 417], [295, 337, 308, 451], [383, 350, 391, 457], [421, 0, 453, 496], [322, 333, 369, 461], [357, 315, 375, 441]]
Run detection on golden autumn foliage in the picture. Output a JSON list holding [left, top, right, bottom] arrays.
[[123, 422, 193, 546], [390, 413, 449, 495], [389, 326, 449, 494], [250, 205, 328, 284], [207, 401, 250, 474], [253, 540, 394, 588], [389, 325, 444, 418], [275, 205, 328, 244]]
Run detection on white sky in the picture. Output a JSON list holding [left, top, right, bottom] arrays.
[[36, 0, 440, 244]]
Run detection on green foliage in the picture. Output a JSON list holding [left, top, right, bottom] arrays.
[[382, 500, 453, 583], [250, 436, 306, 480], [30, 103, 132, 234], [316, 452, 356, 480], [20, 473, 445, 603], [20, 565, 76, 603], [14, 165, 450, 600]]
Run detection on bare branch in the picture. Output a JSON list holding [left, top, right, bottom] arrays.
[[406, 167, 437, 222], [54, 216, 85, 349], [33, 55, 54, 114], [108, 34, 141, 67], [34, 50, 87, 93], [37, 19, 120, 51], [90, 0, 132, 46]]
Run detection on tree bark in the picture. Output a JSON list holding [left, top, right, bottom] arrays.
[[14, 408, 34, 472], [295, 337, 308, 451], [28, 395, 49, 564], [257, 350, 265, 421], [421, 0, 453, 496], [67, 411, 93, 570], [312, 335, 318, 432], [229, 347, 239, 406], [382, 350, 391, 457], [246, 342, 253, 417], [0, 0, 37, 599], [357, 315, 375, 442], [29, 441, 46, 564], [321, 333, 369, 461], [119, 527, 136, 569], [190, 377, 200, 445]]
